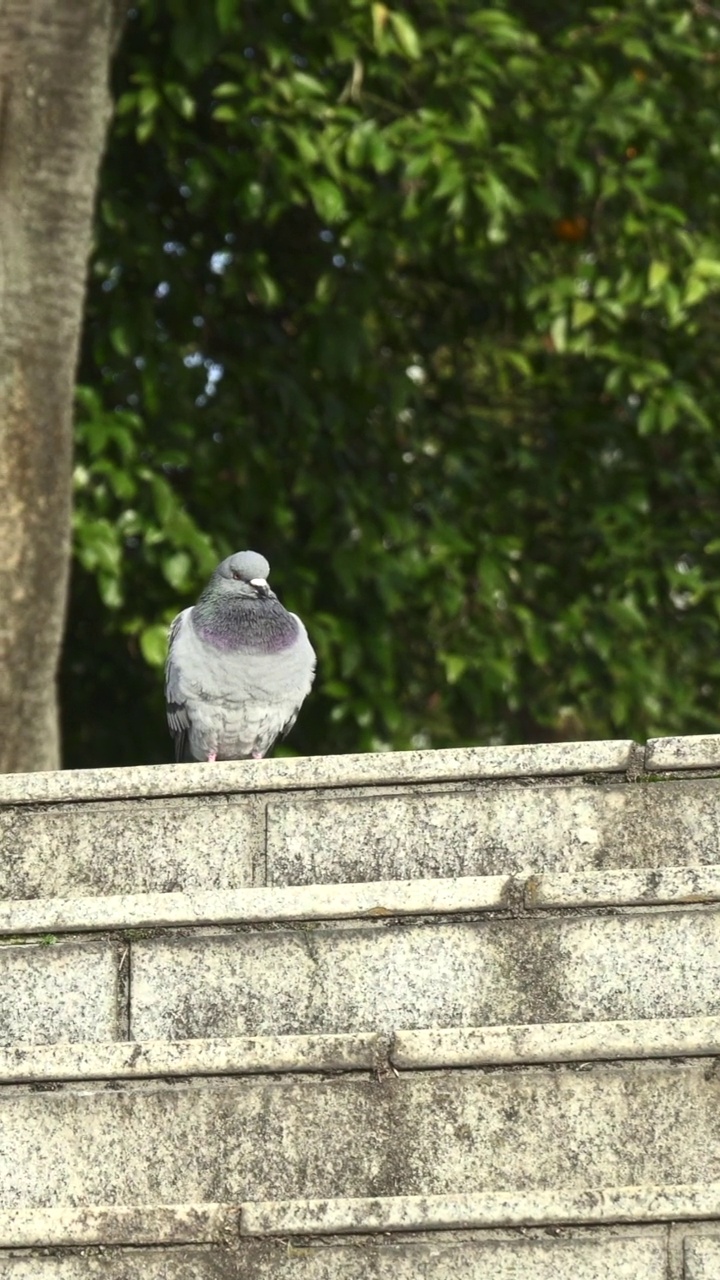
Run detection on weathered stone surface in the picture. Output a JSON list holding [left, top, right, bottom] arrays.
[[646, 734, 720, 772], [685, 1235, 720, 1279], [232, 1233, 668, 1279], [131, 907, 720, 1039], [528, 864, 720, 909], [0, 940, 119, 1045], [0, 1203, 233, 1248], [392, 1014, 720, 1070], [0, 1231, 669, 1278], [0, 1258, 213, 1280], [0, 740, 636, 809], [267, 780, 720, 886], [242, 1183, 720, 1235], [0, 1062, 717, 1209], [3, 730, 719, 1266], [1, 1013, 719, 1086], [0, 796, 259, 900], [0, 1032, 386, 1085], [0, 876, 508, 939]]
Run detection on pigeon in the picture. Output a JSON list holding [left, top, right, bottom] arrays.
[[165, 550, 316, 763]]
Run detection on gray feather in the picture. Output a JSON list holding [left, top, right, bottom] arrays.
[[165, 611, 194, 762], [164, 552, 316, 763]]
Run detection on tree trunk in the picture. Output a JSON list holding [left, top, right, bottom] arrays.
[[0, 0, 121, 772]]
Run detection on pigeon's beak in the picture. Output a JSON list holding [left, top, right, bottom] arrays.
[[250, 578, 271, 598]]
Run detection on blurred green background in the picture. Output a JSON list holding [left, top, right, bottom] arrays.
[[62, 0, 720, 766]]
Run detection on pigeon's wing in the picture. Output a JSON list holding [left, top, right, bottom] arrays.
[[278, 614, 317, 741], [279, 707, 301, 741], [165, 609, 194, 762]]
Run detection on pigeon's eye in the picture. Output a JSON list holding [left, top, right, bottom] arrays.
[[231, 570, 243, 580]]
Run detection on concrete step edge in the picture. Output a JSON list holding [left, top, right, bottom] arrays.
[[2, 1014, 719, 1085], [0, 875, 509, 936], [240, 1181, 720, 1237], [0, 1031, 387, 1083], [3, 1181, 720, 1249], [393, 1013, 720, 1069], [0, 740, 638, 809], [646, 733, 720, 771], [528, 863, 720, 909], [3, 864, 720, 937], [0, 1204, 237, 1249]]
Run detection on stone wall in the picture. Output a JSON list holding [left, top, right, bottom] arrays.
[[0, 734, 719, 1276]]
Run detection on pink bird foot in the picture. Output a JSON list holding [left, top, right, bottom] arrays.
[[251, 749, 264, 760], [207, 751, 217, 763]]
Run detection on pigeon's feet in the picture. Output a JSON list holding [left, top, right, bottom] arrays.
[[251, 749, 264, 760], [207, 751, 217, 763]]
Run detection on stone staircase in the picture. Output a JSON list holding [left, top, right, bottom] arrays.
[[1, 735, 720, 1276]]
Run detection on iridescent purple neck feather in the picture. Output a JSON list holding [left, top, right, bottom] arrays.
[[192, 592, 299, 655]]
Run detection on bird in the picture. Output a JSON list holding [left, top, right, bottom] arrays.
[[165, 550, 316, 763]]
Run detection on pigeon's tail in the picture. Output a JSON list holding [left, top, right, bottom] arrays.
[[174, 731, 198, 764]]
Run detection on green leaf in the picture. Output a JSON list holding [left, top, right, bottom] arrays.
[[115, 91, 138, 117], [244, 182, 265, 218], [137, 86, 160, 118], [571, 299, 596, 329], [684, 275, 708, 306], [140, 624, 171, 668], [315, 272, 336, 302], [253, 270, 282, 305], [136, 118, 155, 144], [441, 654, 468, 684], [109, 325, 131, 355], [388, 11, 421, 59], [292, 72, 327, 96], [165, 83, 196, 119], [621, 37, 653, 62], [162, 551, 193, 590], [212, 104, 238, 123], [98, 574, 123, 609], [307, 178, 346, 223], [215, 0, 237, 35], [693, 258, 720, 279], [648, 260, 670, 290], [371, 3, 389, 50], [550, 315, 568, 353]]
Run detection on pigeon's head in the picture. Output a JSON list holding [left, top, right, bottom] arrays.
[[212, 550, 275, 600]]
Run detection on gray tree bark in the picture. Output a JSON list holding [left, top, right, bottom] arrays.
[[0, 0, 122, 772]]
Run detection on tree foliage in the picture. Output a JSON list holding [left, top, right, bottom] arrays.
[[64, 0, 720, 766]]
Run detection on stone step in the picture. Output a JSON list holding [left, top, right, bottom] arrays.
[[264, 777, 720, 890], [7, 1183, 713, 1249], [0, 874, 509, 936], [0, 1224, 693, 1278], [3, 874, 720, 1045], [0, 729, 709, 815], [0, 1062, 719, 1215], [0, 1203, 232, 1249], [0, 740, 640, 808], [2, 734, 719, 1269], [5, 738, 720, 901], [2, 862, 720, 937], [5, 774, 720, 900], [1, 1013, 720, 1085], [0, 1187, 712, 1249], [128, 902, 720, 1042], [0, 1031, 385, 1082], [0, 937, 121, 1046], [242, 1182, 720, 1236]]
